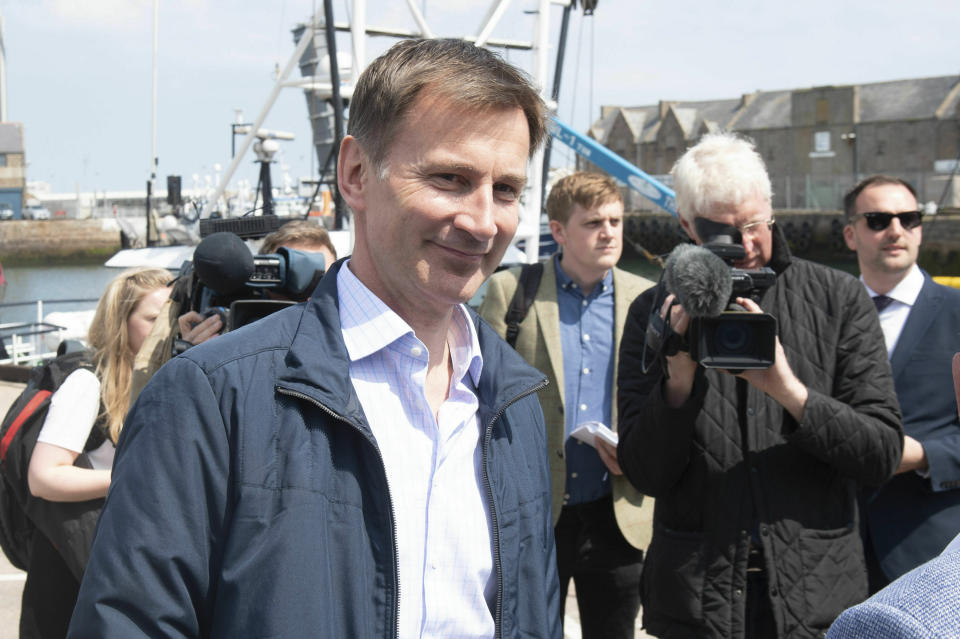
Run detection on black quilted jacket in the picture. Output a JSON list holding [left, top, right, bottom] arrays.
[[617, 227, 903, 639]]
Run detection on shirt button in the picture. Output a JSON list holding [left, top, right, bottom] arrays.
[[410, 345, 423, 357], [571, 472, 579, 479], [580, 403, 587, 411], [577, 440, 584, 445], [582, 300, 588, 307], [583, 334, 591, 342], [582, 367, 590, 375]]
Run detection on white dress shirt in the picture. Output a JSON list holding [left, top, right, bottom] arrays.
[[337, 261, 496, 639], [862, 264, 925, 356]]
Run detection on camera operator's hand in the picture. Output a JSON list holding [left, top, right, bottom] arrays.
[[732, 297, 808, 422], [595, 438, 623, 476], [178, 311, 223, 347], [661, 294, 698, 408]]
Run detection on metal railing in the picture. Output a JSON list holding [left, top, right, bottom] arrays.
[[0, 298, 98, 366]]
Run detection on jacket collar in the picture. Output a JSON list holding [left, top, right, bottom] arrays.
[[767, 222, 793, 275], [276, 259, 547, 429]]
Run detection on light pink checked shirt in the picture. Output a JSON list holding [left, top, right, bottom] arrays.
[[337, 261, 496, 639]]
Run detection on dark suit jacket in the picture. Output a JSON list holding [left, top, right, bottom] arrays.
[[866, 273, 960, 579]]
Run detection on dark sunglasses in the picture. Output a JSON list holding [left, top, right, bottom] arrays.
[[853, 210, 923, 231]]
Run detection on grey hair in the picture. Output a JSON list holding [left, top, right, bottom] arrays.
[[671, 132, 773, 224]]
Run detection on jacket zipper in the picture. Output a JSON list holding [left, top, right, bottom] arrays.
[[482, 377, 549, 639], [281, 375, 548, 639], [275, 387, 401, 639]]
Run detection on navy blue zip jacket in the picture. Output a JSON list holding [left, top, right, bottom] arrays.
[[68, 260, 562, 639]]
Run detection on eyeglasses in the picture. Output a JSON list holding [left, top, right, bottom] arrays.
[[853, 211, 923, 231], [738, 218, 775, 238]]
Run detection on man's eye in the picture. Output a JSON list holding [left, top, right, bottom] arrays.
[[494, 184, 519, 201]]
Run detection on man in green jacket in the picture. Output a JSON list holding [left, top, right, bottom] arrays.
[[480, 172, 654, 638]]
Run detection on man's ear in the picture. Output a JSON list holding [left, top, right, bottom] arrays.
[[338, 136, 368, 213], [678, 214, 698, 243], [842, 223, 857, 251], [548, 219, 566, 247]]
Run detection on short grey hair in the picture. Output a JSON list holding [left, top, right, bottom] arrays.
[[671, 132, 773, 224]]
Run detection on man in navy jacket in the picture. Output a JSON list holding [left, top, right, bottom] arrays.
[[843, 175, 960, 590], [68, 39, 561, 638]]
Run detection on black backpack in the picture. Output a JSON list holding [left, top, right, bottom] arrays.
[[504, 262, 544, 348], [0, 350, 108, 580]]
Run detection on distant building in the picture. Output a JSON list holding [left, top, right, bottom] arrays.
[[0, 122, 25, 216], [586, 75, 960, 212]]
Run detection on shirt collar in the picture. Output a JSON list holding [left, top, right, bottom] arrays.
[[861, 263, 924, 307], [553, 253, 613, 296], [337, 259, 483, 386]]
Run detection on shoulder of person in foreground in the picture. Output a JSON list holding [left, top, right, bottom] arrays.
[[69, 355, 233, 638], [827, 545, 960, 639]]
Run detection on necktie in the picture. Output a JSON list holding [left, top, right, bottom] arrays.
[[873, 294, 894, 313]]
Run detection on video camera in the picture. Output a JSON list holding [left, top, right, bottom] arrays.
[[645, 218, 777, 371], [685, 218, 777, 370], [171, 218, 327, 354]]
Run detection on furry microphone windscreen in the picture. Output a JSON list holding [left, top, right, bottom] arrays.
[[664, 243, 732, 318], [194, 232, 255, 294]]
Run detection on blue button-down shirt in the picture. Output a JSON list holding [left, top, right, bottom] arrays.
[[555, 254, 615, 506]]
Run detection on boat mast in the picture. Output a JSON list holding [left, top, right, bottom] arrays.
[[145, 0, 159, 247], [0, 11, 7, 122]]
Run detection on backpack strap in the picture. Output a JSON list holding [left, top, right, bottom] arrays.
[[504, 262, 544, 349]]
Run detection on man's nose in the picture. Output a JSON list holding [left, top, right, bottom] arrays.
[[885, 217, 906, 237], [457, 187, 498, 240]]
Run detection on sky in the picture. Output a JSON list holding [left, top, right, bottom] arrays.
[[0, 0, 957, 195]]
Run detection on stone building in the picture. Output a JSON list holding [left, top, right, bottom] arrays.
[[0, 122, 25, 216], [586, 75, 960, 212]]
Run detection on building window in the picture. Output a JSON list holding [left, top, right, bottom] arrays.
[[816, 98, 829, 124], [814, 131, 831, 153], [0, 154, 7, 167]]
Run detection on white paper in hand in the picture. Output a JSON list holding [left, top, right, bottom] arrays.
[[570, 421, 618, 449]]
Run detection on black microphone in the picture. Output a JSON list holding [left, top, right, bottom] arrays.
[[193, 232, 254, 294], [663, 243, 732, 318]]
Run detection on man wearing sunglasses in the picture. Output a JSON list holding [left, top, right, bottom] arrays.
[[844, 175, 960, 594]]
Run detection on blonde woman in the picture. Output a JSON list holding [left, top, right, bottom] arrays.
[[22, 267, 171, 639]]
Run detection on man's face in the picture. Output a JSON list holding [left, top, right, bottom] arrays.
[[681, 195, 774, 269], [843, 183, 921, 281], [550, 199, 623, 278], [345, 93, 529, 316]]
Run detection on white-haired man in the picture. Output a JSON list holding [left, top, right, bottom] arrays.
[[616, 133, 903, 638]]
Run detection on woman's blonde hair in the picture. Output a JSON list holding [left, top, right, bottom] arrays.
[[87, 267, 171, 443]]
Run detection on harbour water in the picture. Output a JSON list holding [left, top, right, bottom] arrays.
[[0, 263, 120, 326]]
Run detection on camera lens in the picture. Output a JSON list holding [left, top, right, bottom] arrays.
[[713, 320, 753, 354]]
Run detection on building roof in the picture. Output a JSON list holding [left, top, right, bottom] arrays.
[[732, 90, 792, 129], [0, 123, 24, 154], [859, 75, 960, 122], [593, 75, 960, 137]]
